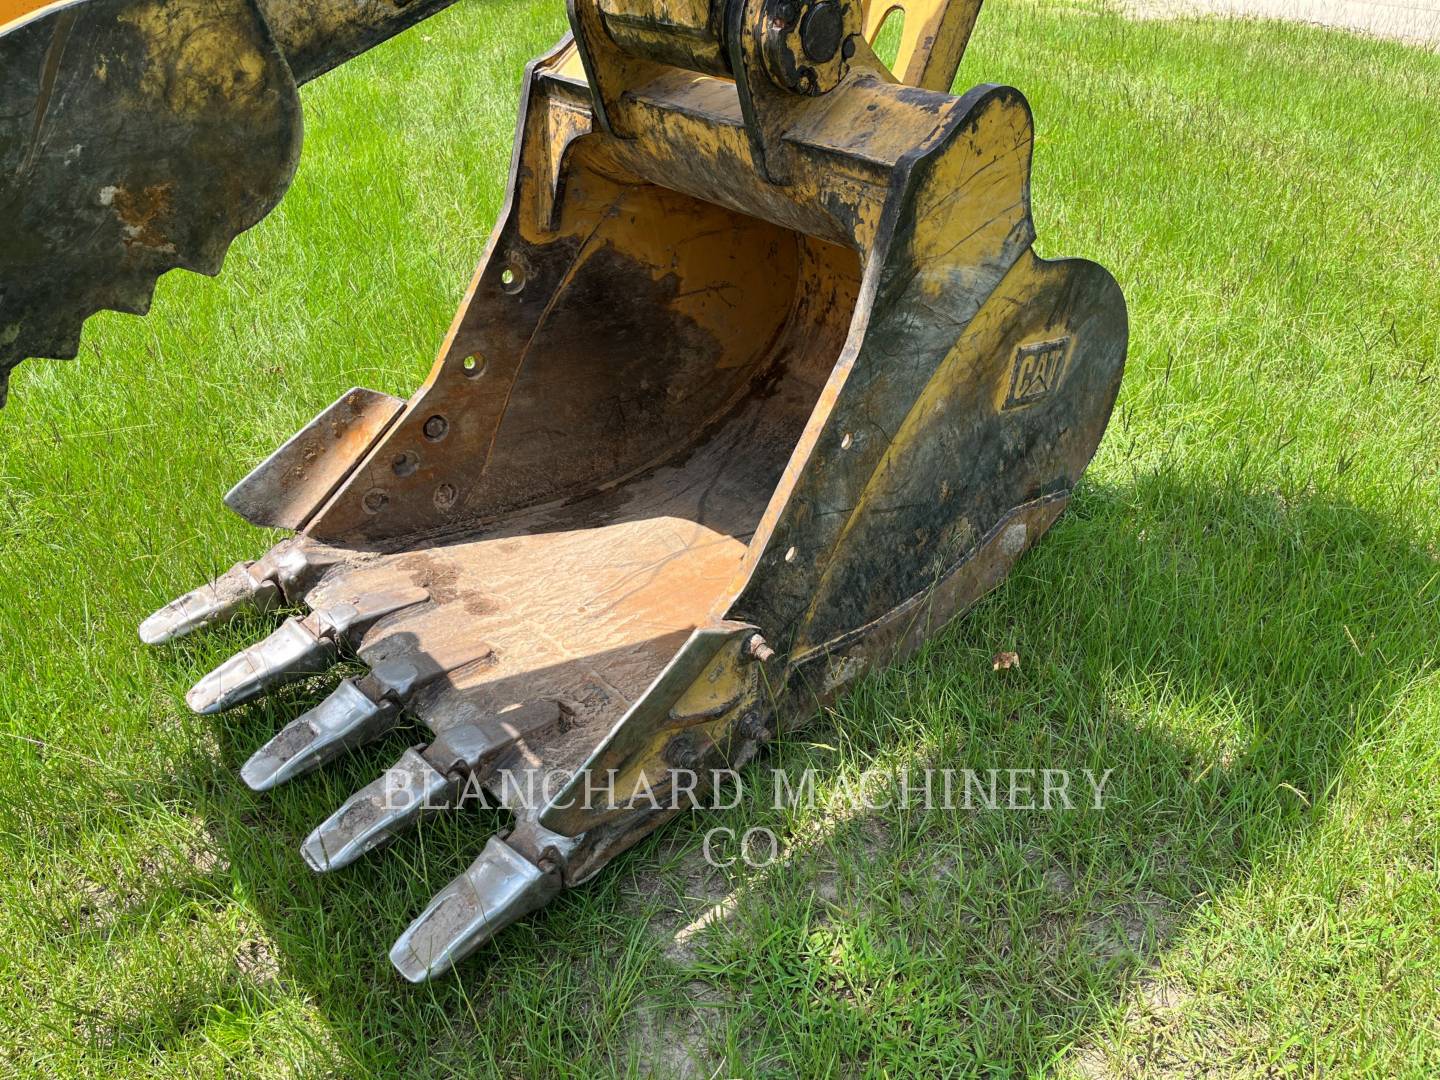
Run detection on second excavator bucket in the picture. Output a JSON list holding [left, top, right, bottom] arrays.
[[18, 0, 1127, 979]]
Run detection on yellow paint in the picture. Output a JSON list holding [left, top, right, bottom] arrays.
[[860, 0, 984, 92], [1, 0, 80, 32], [608, 636, 755, 806], [668, 639, 751, 719], [118, 2, 270, 113], [907, 92, 1032, 300]]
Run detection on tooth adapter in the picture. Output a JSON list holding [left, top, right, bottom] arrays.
[[40, 0, 1128, 979]]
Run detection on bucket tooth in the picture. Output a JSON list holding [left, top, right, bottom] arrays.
[[300, 748, 457, 872], [138, 561, 280, 645], [309, 588, 430, 640], [138, 540, 321, 646], [184, 589, 428, 715], [240, 677, 399, 791], [389, 834, 561, 983], [301, 702, 565, 871], [422, 701, 564, 779], [239, 659, 428, 791], [186, 616, 334, 716]]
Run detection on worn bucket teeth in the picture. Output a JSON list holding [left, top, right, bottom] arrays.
[[301, 748, 458, 872], [389, 835, 561, 983], [186, 616, 335, 716], [138, 561, 280, 645], [240, 678, 399, 791], [300, 703, 564, 871], [184, 589, 428, 716]]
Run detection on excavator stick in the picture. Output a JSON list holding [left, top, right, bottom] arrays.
[[2, 0, 1126, 980], [0, 0, 464, 396]]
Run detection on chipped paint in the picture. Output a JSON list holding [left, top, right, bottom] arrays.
[[0, 0, 466, 401], [110, 182, 175, 251]]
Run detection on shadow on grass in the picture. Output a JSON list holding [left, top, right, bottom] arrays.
[[175, 472, 1434, 1075]]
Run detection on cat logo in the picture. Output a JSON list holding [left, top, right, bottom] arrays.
[[1003, 336, 1071, 409]]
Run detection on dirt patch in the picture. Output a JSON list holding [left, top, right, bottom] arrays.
[[620, 836, 739, 964], [927, 849, 959, 881], [1134, 977, 1191, 1017], [234, 930, 281, 983], [60, 877, 123, 933], [1044, 865, 1076, 900], [628, 983, 732, 1079], [1083, 892, 1181, 964], [1059, 976, 1269, 1080]]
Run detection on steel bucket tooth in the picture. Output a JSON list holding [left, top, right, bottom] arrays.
[[241, 677, 400, 792], [301, 703, 563, 871], [184, 590, 428, 715], [138, 541, 324, 646], [241, 659, 433, 791], [390, 834, 562, 984], [138, 562, 281, 646], [302, 748, 458, 872]]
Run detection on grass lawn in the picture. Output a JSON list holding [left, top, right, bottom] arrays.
[[2, 0, 1438, 1075]]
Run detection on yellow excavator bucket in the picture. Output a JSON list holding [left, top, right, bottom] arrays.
[[1, 0, 1125, 979]]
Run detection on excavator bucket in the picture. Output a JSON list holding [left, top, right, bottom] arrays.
[[3, 0, 1126, 979]]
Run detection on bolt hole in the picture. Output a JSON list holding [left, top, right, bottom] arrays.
[[840, 432, 853, 449], [500, 263, 525, 294], [784, 546, 797, 563], [462, 354, 488, 379]]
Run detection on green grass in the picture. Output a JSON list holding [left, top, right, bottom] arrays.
[[2, 0, 1438, 1075]]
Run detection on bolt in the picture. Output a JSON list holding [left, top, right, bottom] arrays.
[[362, 489, 388, 514], [799, 0, 844, 62], [744, 634, 776, 663], [423, 414, 449, 441], [736, 710, 772, 743], [434, 483, 457, 510], [664, 730, 706, 769]]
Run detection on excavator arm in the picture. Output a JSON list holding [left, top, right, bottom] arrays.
[[0, 0, 463, 401]]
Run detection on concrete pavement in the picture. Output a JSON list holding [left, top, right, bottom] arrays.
[[1125, 0, 1440, 47]]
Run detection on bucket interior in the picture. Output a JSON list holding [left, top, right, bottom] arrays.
[[328, 174, 864, 781]]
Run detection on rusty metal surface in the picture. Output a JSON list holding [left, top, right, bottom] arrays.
[[0, 0, 302, 402], [225, 387, 405, 530]]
